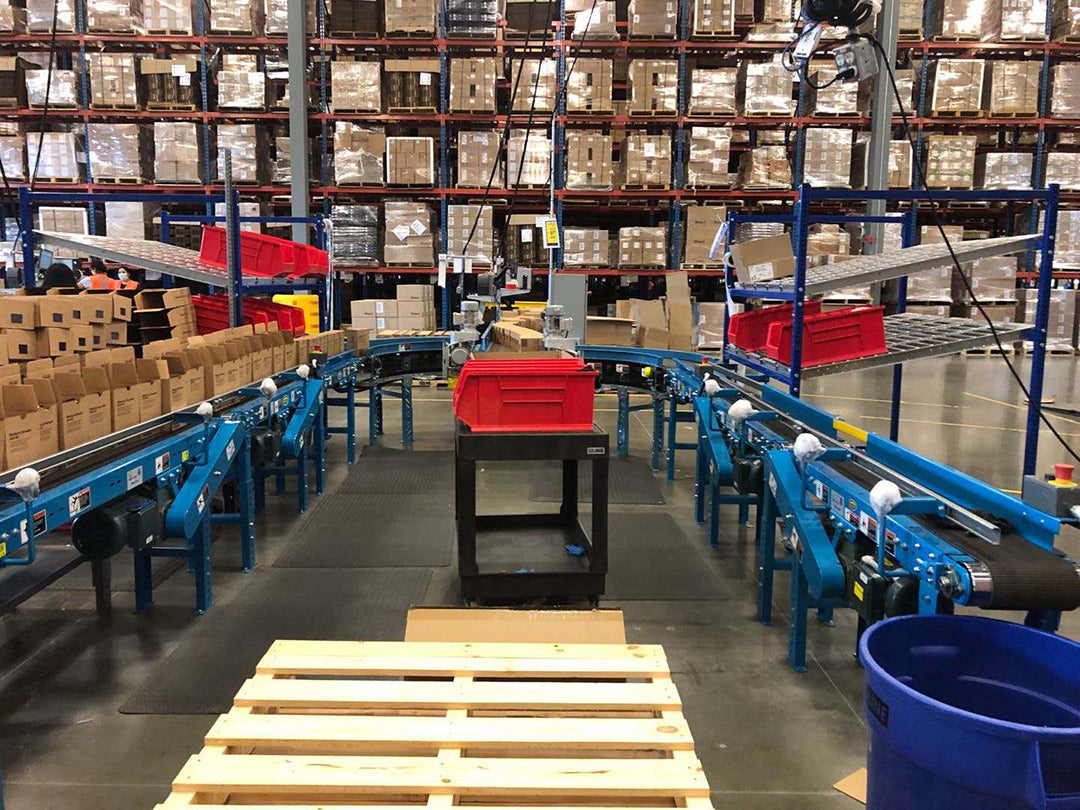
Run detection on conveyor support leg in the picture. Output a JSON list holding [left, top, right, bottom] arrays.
[[694, 437, 707, 525], [347, 378, 356, 463], [239, 436, 255, 572], [194, 515, 212, 614], [757, 492, 777, 626], [617, 388, 630, 458], [651, 395, 664, 472], [402, 375, 414, 445], [788, 553, 809, 673]]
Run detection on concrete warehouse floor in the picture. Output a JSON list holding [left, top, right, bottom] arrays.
[[0, 354, 1079, 809]]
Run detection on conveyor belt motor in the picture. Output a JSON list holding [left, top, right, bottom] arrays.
[[71, 495, 162, 560]]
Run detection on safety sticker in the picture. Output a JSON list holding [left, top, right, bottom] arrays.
[[814, 480, 824, 500], [259, 405, 267, 420], [768, 474, 777, 496], [853, 581, 864, 601], [32, 509, 46, 537], [68, 487, 91, 518], [271, 400, 280, 415], [859, 511, 870, 536], [0, 542, 5, 559], [831, 491, 843, 513], [155, 452, 171, 475], [127, 467, 144, 490], [226, 440, 235, 461], [181, 450, 190, 462], [196, 485, 210, 514]]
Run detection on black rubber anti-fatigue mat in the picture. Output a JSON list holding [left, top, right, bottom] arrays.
[[273, 492, 455, 568], [528, 457, 666, 505], [36, 545, 185, 593], [340, 448, 454, 494], [119, 567, 431, 714]]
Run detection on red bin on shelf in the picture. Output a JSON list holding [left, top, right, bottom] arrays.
[[728, 300, 822, 352], [765, 305, 888, 368], [199, 226, 296, 278], [452, 358, 599, 433]]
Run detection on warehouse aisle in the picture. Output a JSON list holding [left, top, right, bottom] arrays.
[[0, 354, 1078, 809]]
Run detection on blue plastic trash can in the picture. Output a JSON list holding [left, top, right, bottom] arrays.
[[859, 615, 1080, 809]]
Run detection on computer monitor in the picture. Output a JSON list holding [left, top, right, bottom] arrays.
[[38, 248, 53, 267]]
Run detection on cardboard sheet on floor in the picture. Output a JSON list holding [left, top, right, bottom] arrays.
[[405, 607, 626, 643], [833, 768, 867, 803]]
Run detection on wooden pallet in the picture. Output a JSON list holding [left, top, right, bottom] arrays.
[[1000, 34, 1048, 42], [1056, 35, 1080, 44], [811, 110, 863, 117], [930, 108, 983, 117], [628, 109, 678, 117], [990, 110, 1039, 117], [28, 102, 77, 110], [219, 105, 269, 113], [931, 33, 980, 41], [94, 176, 146, 185], [333, 106, 381, 114], [89, 102, 141, 110], [623, 183, 670, 191], [680, 263, 724, 270], [743, 110, 794, 117], [35, 176, 80, 184], [386, 28, 437, 37], [156, 640, 710, 810], [689, 31, 741, 40], [146, 27, 195, 34], [964, 345, 1016, 356], [897, 31, 923, 41], [146, 102, 200, 111], [388, 106, 439, 114]]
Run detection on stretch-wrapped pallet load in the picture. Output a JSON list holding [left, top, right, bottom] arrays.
[[618, 226, 666, 268], [803, 128, 852, 188], [330, 205, 379, 266], [0, 57, 27, 107], [216, 124, 265, 184], [924, 135, 976, 189], [899, 0, 922, 36], [27, 0, 75, 30], [450, 57, 497, 113], [26, 131, 79, 181], [565, 131, 614, 190], [218, 58, 266, 110], [956, 257, 1017, 302], [329, 0, 377, 33], [444, 0, 498, 36], [38, 207, 88, 259], [505, 0, 556, 36], [144, 0, 202, 33], [215, 201, 261, 233], [384, 0, 435, 34], [384, 59, 439, 112], [331, 61, 381, 112], [740, 59, 794, 115], [851, 139, 912, 188], [628, 0, 676, 37], [87, 0, 143, 31], [457, 130, 501, 188], [976, 152, 1033, 188], [621, 132, 671, 188], [141, 56, 199, 108], [1051, 64, 1080, 118], [272, 136, 291, 183], [334, 122, 385, 186], [0, 4, 27, 32], [738, 144, 790, 189], [989, 60, 1040, 116], [384, 200, 434, 266], [686, 127, 732, 188], [505, 214, 544, 268], [211, 0, 263, 33], [564, 228, 610, 268], [572, 1, 617, 38], [88, 123, 148, 181], [1053, 0, 1080, 40], [928, 0, 1000, 40], [88, 52, 139, 108], [927, 58, 987, 114], [26, 69, 77, 108], [692, 0, 735, 36], [447, 205, 493, 266], [1045, 153, 1080, 190], [808, 67, 860, 115], [0, 134, 24, 181], [266, 0, 316, 33], [1000, 0, 1046, 39], [105, 201, 154, 240], [1054, 210, 1080, 268], [689, 67, 737, 115], [682, 205, 725, 267], [511, 59, 557, 112], [386, 136, 434, 186], [628, 59, 678, 114], [507, 129, 551, 188], [567, 59, 613, 112], [1020, 288, 1077, 353], [749, 0, 793, 39], [154, 121, 201, 183]]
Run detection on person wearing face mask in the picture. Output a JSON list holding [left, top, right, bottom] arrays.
[[116, 266, 139, 290]]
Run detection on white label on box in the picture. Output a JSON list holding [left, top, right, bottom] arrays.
[[391, 224, 411, 242], [375, 300, 385, 314], [171, 63, 187, 77], [520, 228, 533, 243], [644, 142, 657, 158], [410, 219, 426, 236], [747, 261, 775, 282], [127, 467, 144, 490], [179, 74, 191, 86], [376, 317, 386, 329], [420, 72, 431, 86]]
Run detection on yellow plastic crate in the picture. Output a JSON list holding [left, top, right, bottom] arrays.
[[273, 294, 321, 335]]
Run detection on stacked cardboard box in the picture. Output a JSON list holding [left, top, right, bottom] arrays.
[[1052, 0, 1080, 40], [1020, 288, 1076, 352], [689, 67, 738, 115], [491, 321, 545, 352], [740, 60, 794, 115], [628, 59, 678, 114], [692, 0, 734, 36], [737, 145, 790, 189], [802, 128, 852, 188], [928, 0, 1000, 39], [88, 52, 139, 108], [27, 0, 76, 30], [104, 201, 154, 240], [1055, 209, 1080, 268], [564, 228, 610, 268], [266, 0, 317, 33], [37, 207, 88, 259], [216, 124, 265, 183], [387, 136, 434, 186], [331, 60, 381, 112], [808, 68, 859, 115], [565, 131, 613, 190], [210, 0, 263, 33], [0, 133, 25, 181], [851, 139, 912, 188], [88, 123, 148, 181], [26, 69, 78, 108], [143, 0, 202, 33], [447, 204, 493, 266], [924, 135, 977, 189], [898, 0, 922, 36], [1045, 153, 1080, 190], [450, 58, 497, 112], [567, 59, 613, 113], [272, 135, 291, 183], [686, 127, 732, 188], [990, 60, 1040, 116], [507, 129, 550, 187], [219, 53, 266, 110], [1051, 64, 1080, 118], [505, 0, 556, 35], [350, 286, 436, 334], [444, 0, 498, 35], [505, 214, 544, 268], [955, 257, 1017, 302], [571, 1, 617, 38], [907, 225, 964, 301], [0, 291, 132, 364], [384, 200, 435, 266], [682, 205, 725, 267], [86, 0, 143, 31], [621, 133, 670, 187], [141, 56, 199, 108], [384, 0, 435, 34], [976, 152, 1033, 188], [628, 0, 676, 36], [0, 57, 28, 107], [334, 123, 385, 186], [330, 205, 379, 266], [154, 122, 201, 183], [927, 59, 987, 114], [384, 59, 439, 111], [0, 5, 27, 32], [511, 59, 557, 112], [1001, 0, 1046, 39], [133, 288, 196, 343], [457, 130, 501, 188], [618, 226, 666, 268]]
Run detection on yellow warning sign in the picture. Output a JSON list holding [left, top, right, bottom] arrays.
[[542, 219, 561, 249]]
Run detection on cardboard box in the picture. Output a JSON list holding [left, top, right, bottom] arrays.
[[23, 358, 54, 380], [566, 131, 614, 190], [925, 135, 977, 189], [729, 234, 795, 285], [25, 376, 58, 458], [510, 59, 557, 112], [617, 226, 667, 268], [83, 291, 130, 321], [99, 359, 141, 431], [621, 133, 671, 188], [927, 59, 988, 114], [35, 328, 72, 357], [52, 372, 90, 450], [456, 130, 501, 188], [629, 298, 669, 348], [567, 58, 613, 113], [586, 316, 634, 346], [449, 57, 497, 113], [628, 0, 676, 37], [153, 121, 202, 184], [628, 59, 677, 114], [447, 205, 494, 266], [384, 0, 435, 34], [386, 137, 435, 186], [397, 284, 433, 302], [492, 321, 545, 352], [929, 0, 1000, 40], [80, 366, 113, 440], [507, 129, 551, 188], [70, 324, 93, 353], [1, 385, 41, 471], [134, 358, 165, 420], [683, 205, 726, 266], [739, 60, 795, 116], [2, 330, 36, 361], [564, 228, 610, 268], [689, 67, 738, 115], [0, 297, 37, 330], [990, 60, 1041, 117], [33, 296, 74, 328], [665, 271, 694, 351]]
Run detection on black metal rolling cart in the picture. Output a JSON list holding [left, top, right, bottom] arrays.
[[455, 422, 608, 604]]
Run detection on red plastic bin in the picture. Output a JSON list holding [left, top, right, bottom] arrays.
[[728, 300, 821, 352], [764, 305, 888, 368], [199, 227, 297, 277], [192, 294, 307, 336], [453, 358, 598, 433]]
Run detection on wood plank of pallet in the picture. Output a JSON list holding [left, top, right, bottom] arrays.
[[171, 754, 711, 798], [256, 654, 669, 679], [158, 805, 700, 810], [205, 712, 695, 752], [264, 640, 664, 660], [233, 677, 683, 712]]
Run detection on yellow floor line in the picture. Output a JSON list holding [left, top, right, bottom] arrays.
[[963, 391, 1080, 427], [804, 393, 958, 409], [860, 413, 1080, 438]]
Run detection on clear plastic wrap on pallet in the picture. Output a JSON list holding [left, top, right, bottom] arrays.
[[331, 61, 381, 112], [26, 69, 77, 107], [956, 256, 1017, 302], [1051, 64, 1080, 119], [1046, 153, 1080, 190], [564, 228, 610, 268], [153, 121, 200, 183], [618, 226, 666, 267], [976, 151, 1033, 188], [211, 0, 263, 33], [0, 134, 25, 181], [507, 129, 551, 188], [1020, 288, 1077, 351], [143, 0, 196, 33], [383, 200, 434, 266], [899, 0, 922, 35], [387, 136, 434, 185], [0, 4, 27, 32], [511, 59, 557, 112], [1053, 209, 1080, 268], [628, 59, 678, 114], [88, 123, 147, 180], [628, 0, 677, 37], [989, 60, 1041, 116], [1053, 0, 1080, 41], [444, 0, 498, 36], [105, 201, 154, 240], [1001, 0, 1046, 39], [27, 0, 75, 30], [330, 205, 379, 266], [565, 131, 614, 190], [737, 145, 791, 189], [851, 139, 912, 188], [892, 68, 915, 110], [216, 123, 263, 183], [808, 68, 859, 115], [447, 204, 493, 266], [334, 122, 385, 186], [572, 0, 617, 38], [924, 135, 977, 188], [740, 60, 794, 115], [86, 0, 143, 31], [689, 67, 738, 115], [807, 224, 852, 266], [384, 0, 435, 33], [927, 58, 987, 113], [266, 0, 315, 33], [140, 55, 199, 107], [802, 128, 852, 188], [25, 131, 80, 181], [218, 70, 266, 110], [456, 130, 501, 188], [88, 52, 139, 108], [37, 207, 88, 260], [692, 0, 734, 35], [686, 127, 732, 189], [621, 132, 671, 187], [734, 220, 784, 241], [567, 58, 613, 112], [449, 57, 497, 113], [928, 0, 1001, 40]]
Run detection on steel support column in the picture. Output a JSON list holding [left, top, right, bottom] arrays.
[[287, 0, 311, 243], [863, 0, 900, 280]]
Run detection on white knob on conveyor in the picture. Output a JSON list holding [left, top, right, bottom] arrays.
[[870, 479, 903, 517], [196, 402, 214, 422], [259, 377, 278, 398], [728, 398, 756, 425], [297, 364, 311, 380], [703, 376, 721, 396], [12, 467, 40, 501], [793, 433, 824, 465]]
